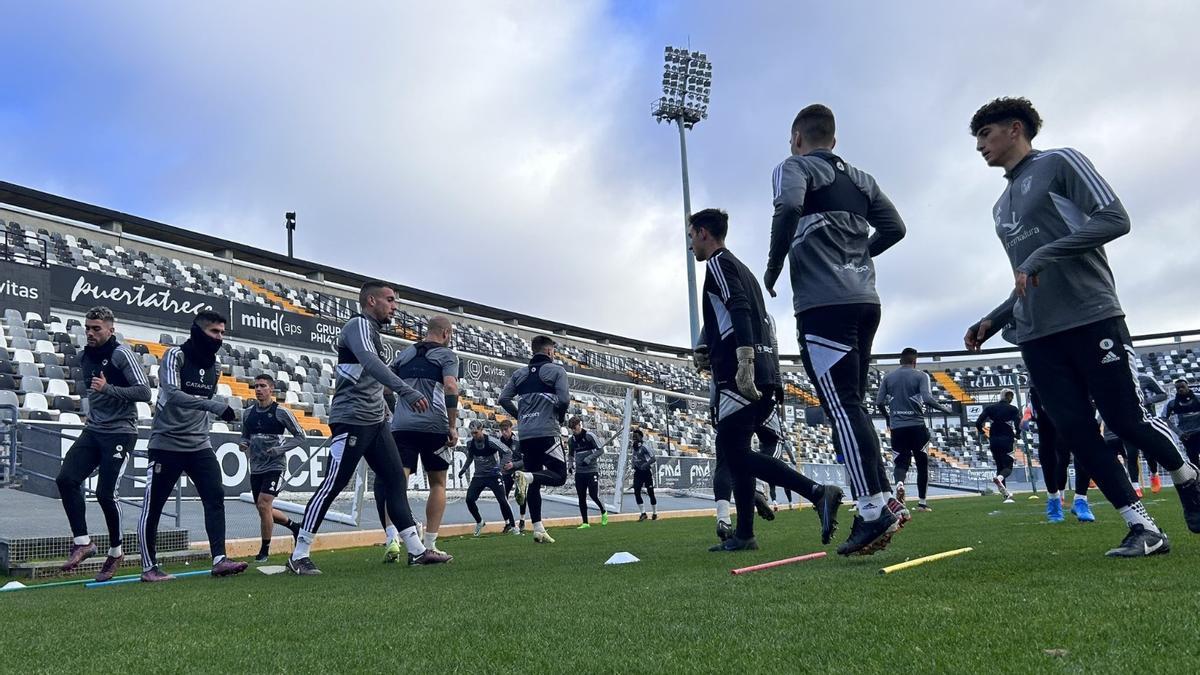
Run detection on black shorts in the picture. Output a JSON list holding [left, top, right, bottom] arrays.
[[575, 472, 599, 490], [393, 430, 452, 473], [989, 437, 1015, 455], [250, 471, 283, 500], [891, 426, 931, 456], [633, 468, 654, 490]]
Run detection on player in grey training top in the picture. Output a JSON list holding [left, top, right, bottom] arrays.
[[138, 311, 246, 582], [630, 429, 658, 521], [56, 306, 151, 581], [239, 374, 306, 561], [500, 334, 571, 544], [381, 315, 459, 557], [458, 421, 517, 536], [964, 96, 1200, 557], [763, 105, 907, 553], [876, 348, 952, 511], [290, 281, 449, 576], [568, 417, 607, 528]]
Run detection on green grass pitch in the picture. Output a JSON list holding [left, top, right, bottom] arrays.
[[4, 492, 1200, 673]]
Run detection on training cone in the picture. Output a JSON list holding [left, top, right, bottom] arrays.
[[1, 581, 27, 591], [604, 552, 640, 565], [1029, 495, 1040, 500]]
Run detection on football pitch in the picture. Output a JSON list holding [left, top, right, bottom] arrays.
[[4, 492, 1199, 674]]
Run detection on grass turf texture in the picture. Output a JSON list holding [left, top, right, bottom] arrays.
[[5, 492, 1200, 673]]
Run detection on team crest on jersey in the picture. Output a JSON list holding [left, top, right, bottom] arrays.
[[835, 161, 845, 171], [348, 436, 357, 447], [153, 462, 161, 474], [199, 368, 205, 377], [1100, 338, 1114, 350], [1021, 175, 1033, 195]]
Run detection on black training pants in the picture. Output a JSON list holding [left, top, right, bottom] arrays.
[[1021, 317, 1184, 511], [57, 429, 137, 548], [574, 472, 605, 522], [302, 423, 416, 537], [465, 474, 515, 525], [521, 436, 567, 523], [632, 468, 656, 506], [138, 449, 226, 570], [797, 303, 890, 497], [714, 391, 820, 539], [890, 425, 931, 500], [990, 437, 1015, 480]]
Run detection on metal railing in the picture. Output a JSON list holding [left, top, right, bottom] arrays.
[[7, 423, 183, 527], [0, 404, 17, 484]]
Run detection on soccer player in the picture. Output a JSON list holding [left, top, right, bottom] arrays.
[[498, 419, 527, 531], [500, 335, 570, 544], [289, 282, 449, 575], [138, 311, 246, 581], [764, 104, 907, 554], [690, 208, 843, 553], [239, 374, 306, 562], [1162, 379, 1200, 465], [378, 315, 459, 559], [629, 429, 658, 521], [55, 306, 150, 581], [567, 417, 607, 528], [975, 389, 1022, 503], [876, 348, 952, 512], [964, 96, 1200, 556], [458, 421, 517, 536]]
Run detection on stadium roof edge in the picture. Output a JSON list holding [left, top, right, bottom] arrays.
[[0, 180, 693, 357]]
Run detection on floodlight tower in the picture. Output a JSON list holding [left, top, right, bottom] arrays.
[[652, 46, 712, 349]]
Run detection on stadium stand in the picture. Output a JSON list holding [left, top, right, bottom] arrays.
[[3, 189, 1200, 478]]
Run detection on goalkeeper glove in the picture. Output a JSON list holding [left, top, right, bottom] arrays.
[[735, 346, 761, 401]]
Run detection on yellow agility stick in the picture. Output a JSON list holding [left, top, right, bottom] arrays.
[[878, 547, 973, 575]]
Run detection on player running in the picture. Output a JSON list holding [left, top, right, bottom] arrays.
[[379, 315, 459, 560], [567, 417, 608, 529], [497, 419, 527, 532], [138, 311, 246, 581], [764, 104, 907, 554], [500, 335, 571, 544], [239, 374, 306, 562], [876, 348, 951, 512], [975, 390, 1022, 503], [965, 96, 1200, 556], [55, 306, 151, 581], [289, 282, 449, 575], [690, 208, 842, 553], [458, 421, 517, 536]]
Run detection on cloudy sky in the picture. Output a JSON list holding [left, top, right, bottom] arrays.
[[2, 1, 1197, 354]]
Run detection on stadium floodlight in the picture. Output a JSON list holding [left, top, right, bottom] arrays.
[[652, 45, 712, 348], [285, 211, 297, 258]]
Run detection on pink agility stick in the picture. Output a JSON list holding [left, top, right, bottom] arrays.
[[731, 551, 827, 575]]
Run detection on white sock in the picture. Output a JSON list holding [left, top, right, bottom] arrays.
[[895, 482, 904, 492], [73, 535, 91, 546], [1118, 502, 1160, 533], [212, 555, 225, 566], [401, 526, 425, 556], [1075, 493, 1088, 503], [716, 499, 731, 523], [639, 505, 646, 515], [109, 546, 122, 558], [533, 521, 546, 534], [423, 531, 438, 549], [520, 471, 535, 484], [1132, 483, 1141, 490], [385, 525, 399, 544], [1047, 491, 1059, 500], [857, 493, 887, 522], [1170, 463, 1198, 485], [651, 504, 657, 515], [291, 530, 314, 560]]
